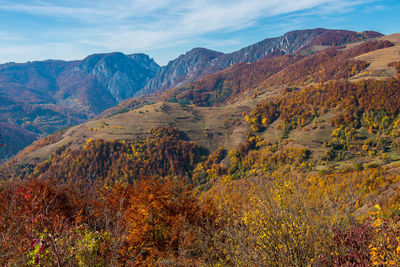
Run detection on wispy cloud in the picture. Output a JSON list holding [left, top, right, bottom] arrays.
[[0, 31, 24, 41], [0, 0, 387, 64]]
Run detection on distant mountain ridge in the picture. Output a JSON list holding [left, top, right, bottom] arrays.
[[139, 48, 224, 96], [0, 53, 159, 156], [137, 28, 382, 95]]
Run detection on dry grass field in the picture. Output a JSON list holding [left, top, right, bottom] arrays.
[[350, 33, 400, 80]]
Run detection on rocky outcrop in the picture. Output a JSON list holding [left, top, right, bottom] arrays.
[[139, 48, 224, 96], [76, 52, 159, 102]]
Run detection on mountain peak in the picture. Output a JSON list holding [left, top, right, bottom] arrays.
[[128, 53, 160, 73], [187, 47, 224, 55], [174, 47, 224, 64]]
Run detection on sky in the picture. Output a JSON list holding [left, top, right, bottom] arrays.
[[0, 0, 399, 66]]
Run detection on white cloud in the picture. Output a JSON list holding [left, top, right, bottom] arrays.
[[0, 0, 382, 65]]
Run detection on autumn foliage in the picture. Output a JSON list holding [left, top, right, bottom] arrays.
[[2, 124, 400, 265], [262, 40, 394, 87], [25, 127, 205, 184], [162, 55, 302, 106], [161, 40, 393, 107], [246, 75, 400, 132], [0, 177, 217, 266]]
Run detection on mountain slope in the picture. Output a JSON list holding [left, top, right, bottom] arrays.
[[147, 40, 393, 108], [139, 48, 224, 96], [138, 28, 382, 95]]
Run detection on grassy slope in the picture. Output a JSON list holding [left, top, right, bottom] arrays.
[[13, 101, 250, 164], [350, 33, 400, 80]]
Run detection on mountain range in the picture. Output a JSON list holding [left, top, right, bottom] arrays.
[[0, 28, 384, 157]]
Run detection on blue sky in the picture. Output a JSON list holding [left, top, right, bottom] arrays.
[[0, 0, 399, 66]]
